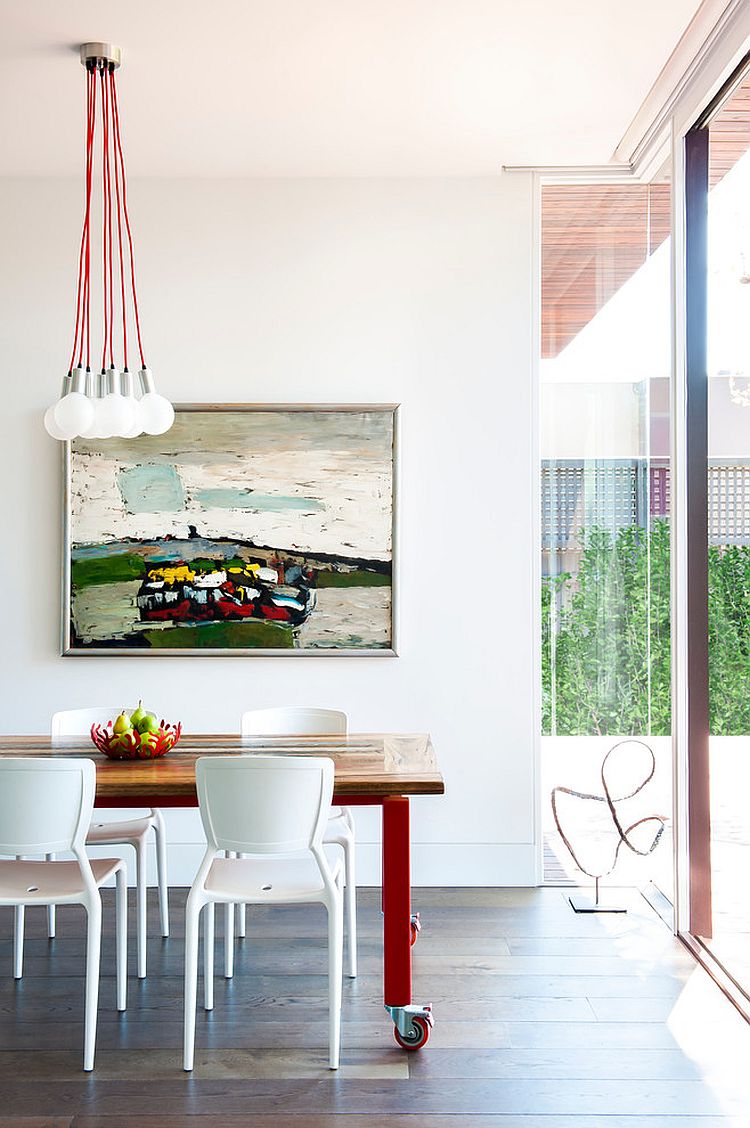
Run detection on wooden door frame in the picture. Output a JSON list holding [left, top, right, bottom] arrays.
[[681, 124, 712, 938]]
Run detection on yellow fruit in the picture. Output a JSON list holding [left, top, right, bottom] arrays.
[[113, 710, 132, 735]]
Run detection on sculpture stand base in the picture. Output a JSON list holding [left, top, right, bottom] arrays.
[[568, 893, 627, 914], [568, 878, 627, 913]]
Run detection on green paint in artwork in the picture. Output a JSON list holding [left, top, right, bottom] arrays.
[[72, 553, 146, 590], [117, 464, 185, 513], [142, 621, 295, 649], [317, 569, 391, 587], [189, 558, 228, 574], [195, 488, 324, 512]]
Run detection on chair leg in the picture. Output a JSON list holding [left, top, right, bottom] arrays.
[[183, 892, 202, 1072], [45, 853, 56, 939], [135, 838, 147, 979], [153, 809, 170, 939], [224, 902, 234, 979], [342, 836, 357, 979], [83, 896, 102, 1072], [115, 867, 128, 1012], [327, 895, 343, 1070], [203, 901, 214, 1011], [237, 852, 246, 937], [13, 905, 24, 980]]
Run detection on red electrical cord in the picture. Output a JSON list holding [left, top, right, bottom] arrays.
[[105, 68, 115, 368], [67, 58, 147, 383], [100, 65, 110, 373], [110, 67, 128, 372], [101, 64, 117, 372], [81, 67, 96, 370], [84, 67, 97, 371], [111, 66, 146, 369], [68, 66, 95, 375]]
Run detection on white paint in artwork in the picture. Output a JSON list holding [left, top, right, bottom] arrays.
[[70, 447, 393, 561]]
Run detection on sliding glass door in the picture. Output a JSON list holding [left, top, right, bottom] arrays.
[[540, 174, 674, 901], [683, 69, 750, 998], [537, 49, 750, 1011]]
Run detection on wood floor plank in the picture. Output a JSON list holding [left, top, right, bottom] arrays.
[[0, 1119, 73, 1128], [413, 974, 693, 999], [64, 1117, 750, 1128], [587, 992, 744, 1024], [0, 1048, 408, 1081], [1, 1077, 749, 1118], [0, 986, 595, 1025], [0, 1120, 73, 1128], [504, 1020, 749, 1051], [406, 1046, 750, 1082]]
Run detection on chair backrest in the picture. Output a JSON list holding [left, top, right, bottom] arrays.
[[0, 758, 96, 856], [196, 755, 335, 855], [51, 707, 131, 736], [240, 707, 348, 736]]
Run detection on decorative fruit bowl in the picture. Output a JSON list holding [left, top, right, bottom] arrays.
[[90, 720, 182, 760]]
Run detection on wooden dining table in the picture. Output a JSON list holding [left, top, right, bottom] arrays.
[[0, 731, 445, 1050]]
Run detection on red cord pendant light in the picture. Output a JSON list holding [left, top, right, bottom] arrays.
[[45, 43, 173, 441]]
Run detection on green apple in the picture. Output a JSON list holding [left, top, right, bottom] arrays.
[[136, 712, 159, 735]]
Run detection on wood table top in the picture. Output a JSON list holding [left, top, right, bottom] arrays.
[[0, 733, 444, 800]]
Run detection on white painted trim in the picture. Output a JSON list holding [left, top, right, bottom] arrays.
[[670, 3, 750, 137], [503, 163, 634, 183], [615, 0, 744, 164], [669, 122, 691, 938], [530, 171, 544, 887], [506, 0, 750, 188]]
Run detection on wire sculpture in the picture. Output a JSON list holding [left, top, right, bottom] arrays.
[[551, 738, 667, 908]]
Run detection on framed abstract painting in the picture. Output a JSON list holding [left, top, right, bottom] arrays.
[[62, 404, 398, 656]]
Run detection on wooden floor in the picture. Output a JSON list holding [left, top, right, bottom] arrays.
[[2, 887, 750, 1127]]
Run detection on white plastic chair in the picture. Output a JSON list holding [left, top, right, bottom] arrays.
[[51, 708, 169, 978], [0, 758, 126, 1071], [238, 707, 356, 979], [183, 755, 343, 1070]]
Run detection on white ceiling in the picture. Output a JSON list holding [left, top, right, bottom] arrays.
[[0, 0, 701, 177]]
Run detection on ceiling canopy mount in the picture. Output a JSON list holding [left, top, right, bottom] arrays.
[[79, 43, 122, 70]]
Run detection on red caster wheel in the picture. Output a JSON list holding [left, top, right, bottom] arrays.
[[394, 1014, 432, 1050], [410, 912, 421, 947]]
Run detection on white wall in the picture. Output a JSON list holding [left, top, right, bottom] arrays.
[[0, 175, 537, 885]]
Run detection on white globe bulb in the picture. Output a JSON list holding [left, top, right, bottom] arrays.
[[122, 399, 145, 438], [85, 399, 115, 439], [98, 393, 137, 437], [46, 400, 78, 441], [44, 402, 68, 440], [79, 406, 102, 439], [140, 392, 175, 435], [53, 392, 95, 438]]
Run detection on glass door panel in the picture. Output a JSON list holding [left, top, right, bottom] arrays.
[[702, 72, 750, 991], [540, 176, 673, 901]]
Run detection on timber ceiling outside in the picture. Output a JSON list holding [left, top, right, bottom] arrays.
[[542, 73, 750, 360]]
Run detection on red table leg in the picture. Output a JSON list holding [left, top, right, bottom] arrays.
[[382, 796, 412, 1005], [382, 795, 433, 1049]]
